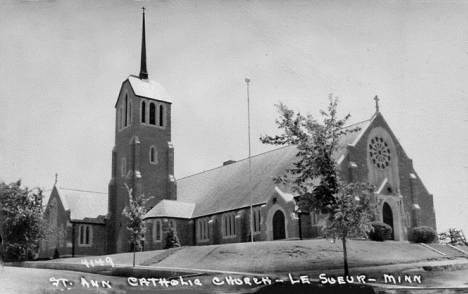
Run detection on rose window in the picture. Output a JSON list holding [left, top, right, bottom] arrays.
[[369, 136, 391, 169]]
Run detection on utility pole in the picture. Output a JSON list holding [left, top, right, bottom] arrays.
[[246, 78, 254, 243]]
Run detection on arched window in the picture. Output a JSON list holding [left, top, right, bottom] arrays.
[[117, 108, 121, 130], [141, 100, 146, 123], [222, 212, 236, 237], [253, 207, 261, 233], [121, 158, 126, 177], [120, 106, 124, 130], [128, 100, 133, 125], [159, 104, 164, 127], [86, 226, 90, 244], [149, 146, 157, 164], [149, 102, 156, 125], [124, 94, 128, 127], [153, 219, 162, 242], [197, 218, 209, 241], [78, 224, 92, 246]]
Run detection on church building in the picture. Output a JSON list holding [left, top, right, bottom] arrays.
[[38, 10, 436, 258]]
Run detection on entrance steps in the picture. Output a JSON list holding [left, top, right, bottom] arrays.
[[421, 243, 468, 257]]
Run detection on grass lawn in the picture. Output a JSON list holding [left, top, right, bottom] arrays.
[[48, 238, 449, 274], [152, 239, 444, 273]]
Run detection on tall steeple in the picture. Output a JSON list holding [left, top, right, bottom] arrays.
[[139, 7, 148, 80]]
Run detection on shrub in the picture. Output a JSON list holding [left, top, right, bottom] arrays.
[[412, 226, 437, 243], [163, 224, 180, 249], [368, 222, 392, 241]]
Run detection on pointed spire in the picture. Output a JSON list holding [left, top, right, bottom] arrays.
[[139, 7, 149, 80]]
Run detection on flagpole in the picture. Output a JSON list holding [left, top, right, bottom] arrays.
[[245, 78, 254, 243]]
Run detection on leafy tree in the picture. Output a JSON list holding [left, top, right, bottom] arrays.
[[322, 181, 374, 275], [439, 228, 468, 246], [0, 180, 48, 261], [260, 95, 361, 214], [121, 185, 152, 267], [261, 96, 375, 276]]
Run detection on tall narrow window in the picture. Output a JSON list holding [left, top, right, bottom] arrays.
[[222, 212, 236, 237], [149, 102, 156, 125], [117, 109, 121, 130], [159, 104, 164, 127], [197, 218, 209, 242], [78, 225, 92, 246], [224, 215, 228, 237], [149, 146, 157, 164], [79, 226, 84, 245], [124, 94, 128, 127], [128, 100, 132, 125], [153, 219, 162, 242], [141, 101, 146, 123], [253, 207, 261, 232], [85, 226, 90, 244], [120, 106, 124, 129], [121, 158, 126, 177], [231, 214, 236, 235]]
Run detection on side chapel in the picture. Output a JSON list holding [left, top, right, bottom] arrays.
[[38, 10, 436, 258]]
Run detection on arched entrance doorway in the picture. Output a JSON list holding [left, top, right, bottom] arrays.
[[273, 210, 286, 240], [382, 202, 394, 240]]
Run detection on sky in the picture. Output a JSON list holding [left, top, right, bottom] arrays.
[[0, 0, 467, 235]]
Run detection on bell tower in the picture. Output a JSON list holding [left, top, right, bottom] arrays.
[[107, 8, 175, 254]]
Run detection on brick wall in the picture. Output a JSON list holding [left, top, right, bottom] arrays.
[[145, 218, 192, 250], [339, 113, 436, 241], [39, 189, 69, 258], [108, 80, 174, 253]]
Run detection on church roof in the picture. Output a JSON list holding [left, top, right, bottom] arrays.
[[144, 200, 195, 219], [157, 118, 372, 219], [127, 75, 172, 103], [55, 187, 108, 224]]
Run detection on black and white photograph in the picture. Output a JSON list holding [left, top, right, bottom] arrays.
[[0, 0, 467, 293]]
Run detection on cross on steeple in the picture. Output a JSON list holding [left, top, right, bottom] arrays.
[[374, 95, 380, 113], [139, 7, 148, 80], [55, 173, 58, 186]]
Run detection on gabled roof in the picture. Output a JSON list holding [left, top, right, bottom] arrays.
[[127, 75, 172, 103], [54, 187, 108, 224], [144, 200, 195, 219], [176, 146, 299, 218], [145, 116, 373, 220]]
